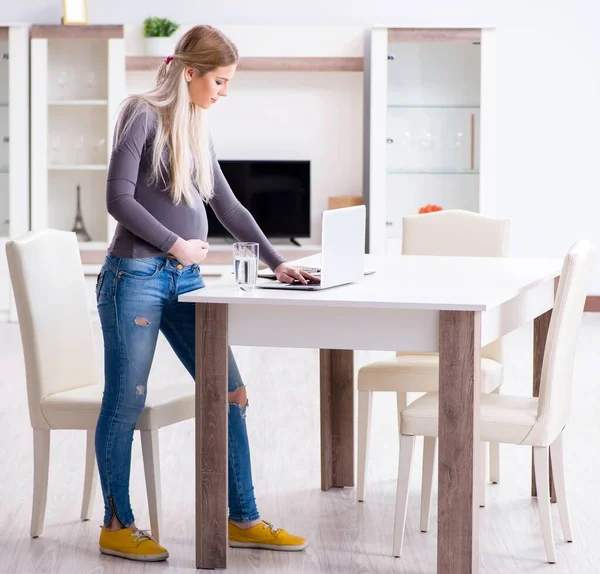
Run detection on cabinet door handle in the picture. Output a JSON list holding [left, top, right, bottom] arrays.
[[1, 53, 8, 60], [386, 138, 394, 144], [2, 136, 8, 143], [470, 113, 475, 170]]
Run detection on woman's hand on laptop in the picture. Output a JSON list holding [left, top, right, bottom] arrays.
[[273, 263, 320, 285]]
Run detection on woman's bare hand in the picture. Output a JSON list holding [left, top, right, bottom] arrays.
[[169, 237, 210, 266]]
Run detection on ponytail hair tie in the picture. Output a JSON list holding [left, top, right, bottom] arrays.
[[164, 55, 174, 65]]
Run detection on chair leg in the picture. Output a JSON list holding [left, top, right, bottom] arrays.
[[420, 436, 436, 532], [396, 391, 407, 423], [80, 429, 98, 521], [489, 441, 500, 484], [393, 434, 415, 557], [357, 390, 373, 502], [489, 388, 501, 484], [533, 446, 556, 563], [479, 442, 487, 508], [550, 434, 573, 542], [31, 429, 50, 538], [141, 429, 163, 543]]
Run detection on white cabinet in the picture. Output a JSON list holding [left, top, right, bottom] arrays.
[[364, 28, 496, 254], [30, 26, 126, 255], [0, 25, 29, 321]]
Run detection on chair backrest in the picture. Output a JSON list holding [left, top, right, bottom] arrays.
[[6, 229, 99, 430], [401, 209, 510, 258], [401, 209, 511, 361], [531, 239, 596, 446]]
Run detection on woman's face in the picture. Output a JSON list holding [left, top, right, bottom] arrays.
[[185, 64, 237, 109]]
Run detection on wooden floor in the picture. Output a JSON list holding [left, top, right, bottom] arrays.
[[1, 313, 599, 573]]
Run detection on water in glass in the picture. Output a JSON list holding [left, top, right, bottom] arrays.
[[233, 242, 259, 292]]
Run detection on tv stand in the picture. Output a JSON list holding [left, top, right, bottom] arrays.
[[290, 237, 301, 247]]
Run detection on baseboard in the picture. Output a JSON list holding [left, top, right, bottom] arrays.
[[585, 296, 600, 312]]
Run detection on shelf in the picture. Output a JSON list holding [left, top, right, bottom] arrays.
[[0, 169, 8, 174], [49, 164, 107, 171], [388, 28, 481, 44], [78, 242, 109, 251], [31, 25, 124, 40], [48, 100, 108, 106], [0, 103, 8, 107], [206, 242, 321, 251], [79, 247, 107, 266], [126, 56, 364, 73], [387, 169, 480, 175], [82, 263, 102, 275], [81, 263, 234, 278], [388, 105, 480, 109]]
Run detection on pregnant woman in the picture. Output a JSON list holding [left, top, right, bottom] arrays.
[[94, 24, 316, 562]]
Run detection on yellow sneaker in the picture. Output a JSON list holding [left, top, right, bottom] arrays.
[[228, 520, 308, 551], [99, 527, 169, 562]]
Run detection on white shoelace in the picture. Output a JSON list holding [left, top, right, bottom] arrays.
[[130, 529, 156, 543], [262, 521, 281, 536]]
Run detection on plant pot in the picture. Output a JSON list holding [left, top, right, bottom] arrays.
[[145, 36, 176, 57]]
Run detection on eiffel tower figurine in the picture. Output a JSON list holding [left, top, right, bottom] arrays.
[[71, 184, 92, 242]]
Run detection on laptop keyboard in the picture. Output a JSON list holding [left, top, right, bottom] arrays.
[[296, 265, 321, 273]]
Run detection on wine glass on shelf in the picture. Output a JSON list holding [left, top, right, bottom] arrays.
[[399, 130, 412, 148], [56, 69, 68, 100], [50, 135, 62, 165], [1, 135, 8, 172], [86, 71, 96, 99], [74, 135, 86, 165], [91, 137, 106, 164], [452, 131, 464, 149], [420, 131, 435, 150]]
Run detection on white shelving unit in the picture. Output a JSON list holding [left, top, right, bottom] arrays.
[[30, 25, 126, 255], [364, 27, 497, 254], [48, 99, 109, 106], [0, 24, 30, 322]]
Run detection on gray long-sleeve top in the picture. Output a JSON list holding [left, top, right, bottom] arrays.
[[106, 104, 285, 271]]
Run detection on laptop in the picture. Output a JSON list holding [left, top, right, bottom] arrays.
[[257, 205, 366, 291]]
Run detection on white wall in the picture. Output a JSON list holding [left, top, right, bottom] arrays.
[[7, 0, 600, 290]]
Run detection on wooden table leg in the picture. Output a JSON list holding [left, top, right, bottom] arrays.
[[438, 311, 481, 574], [195, 303, 228, 569], [320, 349, 354, 491], [532, 310, 557, 502]]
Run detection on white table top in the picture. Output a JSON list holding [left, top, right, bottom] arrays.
[[180, 254, 563, 312]]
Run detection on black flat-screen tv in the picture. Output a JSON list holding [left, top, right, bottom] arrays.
[[206, 160, 311, 239]]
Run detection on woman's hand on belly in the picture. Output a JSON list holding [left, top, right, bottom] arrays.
[[169, 237, 210, 266]]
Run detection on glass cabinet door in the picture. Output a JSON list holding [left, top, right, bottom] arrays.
[[46, 38, 109, 245], [384, 40, 482, 249]]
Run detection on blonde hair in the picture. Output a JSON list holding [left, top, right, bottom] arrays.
[[114, 25, 238, 205]]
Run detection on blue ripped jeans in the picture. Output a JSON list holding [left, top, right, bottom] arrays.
[[95, 255, 260, 528]]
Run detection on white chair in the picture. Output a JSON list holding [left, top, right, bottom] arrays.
[[357, 210, 510, 524], [394, 239, 595, 562], [6, 228, 196, 542]]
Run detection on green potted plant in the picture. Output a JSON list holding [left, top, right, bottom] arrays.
[[143, 16, 180, 57]]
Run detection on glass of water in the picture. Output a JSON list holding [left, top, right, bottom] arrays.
[[233, 242, 259, 292]]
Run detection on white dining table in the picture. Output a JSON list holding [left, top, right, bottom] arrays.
[[179, 253, 563, 572]]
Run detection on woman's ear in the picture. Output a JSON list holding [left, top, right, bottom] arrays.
[[184, 67, 194, 83]]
